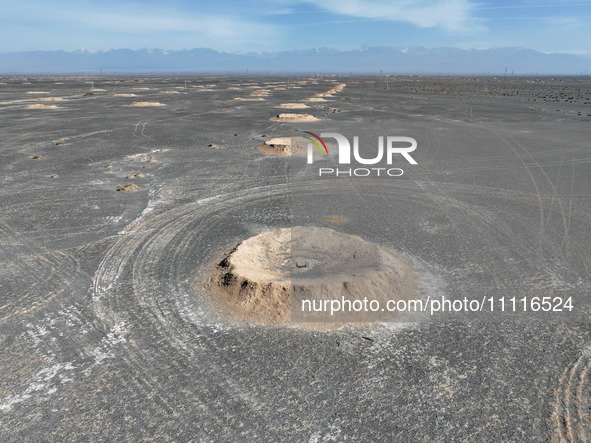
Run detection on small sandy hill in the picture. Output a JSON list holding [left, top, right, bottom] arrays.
[[302, 97, 326, 102], [113, 93, 137, 97], [160, 90, 180, 94], [38, 97, 63, 101], [276, 103, 309, 109], [26, 104, 59, 109], [207, 226, 416, 325], [129, 101, 165, 107], [234, 97, 265, 101], [257, 136, 310, 157], [26, 91, 49, 95], [271, 113, 318, 122], [116, 183, 141, 192]]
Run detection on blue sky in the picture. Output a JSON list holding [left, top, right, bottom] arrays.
[[1, 0, 591, 55]]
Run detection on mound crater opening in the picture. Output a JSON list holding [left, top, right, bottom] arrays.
[[206, 226, 417, 326], [256, 136, 311, 157]]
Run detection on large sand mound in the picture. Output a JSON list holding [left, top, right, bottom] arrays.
[[207, 226, 416, 325], [276, 103, 309, 109], [257, 136, 310, 157], [129, 101, 165, 107], [271, 113, 318, 122]]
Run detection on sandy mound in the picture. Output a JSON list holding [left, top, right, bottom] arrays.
[[116, 183, 141, 192], [271, 113, 318, 122], [26, 104, 59, 109], [234, 97, 265, 101], [89, 88, 106, 92], [113, 93, 137, 97], [207, 226, 416, 325], [129, 101, 165, 107], [26, 91, 49, 95], [257, 136, 310, 157], [132, 87, 150, 90], [160, 90, 180, 94], [38, 97, 63, 101], [302, 97, 326, 102], [276, 103, 309, 109]]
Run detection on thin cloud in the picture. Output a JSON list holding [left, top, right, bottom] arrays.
[[301, 0, 477, 30], [0, 1, 280, 50]]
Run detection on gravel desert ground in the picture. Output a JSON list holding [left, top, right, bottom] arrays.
[[1, 75, 590, 441]]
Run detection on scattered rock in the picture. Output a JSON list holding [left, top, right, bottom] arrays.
[[32, 155, 43, 159], [208, 143, 219, 149], [50, 174, 59, 179], [55, 141, 67, 145]]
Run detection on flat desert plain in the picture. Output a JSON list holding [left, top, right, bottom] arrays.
[[0, 75, 590, 441]]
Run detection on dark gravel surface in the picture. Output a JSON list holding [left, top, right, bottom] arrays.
[[0, 75, 590, 442]]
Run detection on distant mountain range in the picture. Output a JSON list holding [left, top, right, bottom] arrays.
[[1, 46, 590, 75]]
